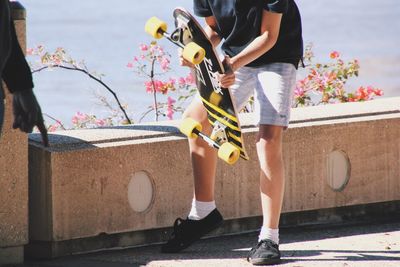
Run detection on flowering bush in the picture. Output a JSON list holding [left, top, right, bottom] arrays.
[[294, 44, 383, 107], [127, 41, 196, 122], [28, 45, 133, 130], [69, 112, 113, 129], [28, 42, 384, 132]]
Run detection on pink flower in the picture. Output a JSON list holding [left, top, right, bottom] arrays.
[[157, 46, 164, 53], [72, 112, 89, 124], [51, 55, 62, 65], [160, 57, 170, 71], [356, 86, 369, 100], [144, 81, 153, 93], [127, 62, 134, 68], [26, 48, 34, 55], [365, 86, 383, 97], [145, 80, 171, 94], [166, 110, 174, 120], [167, 96, 176, 106], [178, 77, 186, 86], [185, 72, 195, 84], [48, 124, 59, 132], [154, 80, 165, 93], [294, 86, 305, 97], [166, 97, 176, 120], [374, 89, 383, 96], [96, 119, 106, 127], [366, 86, 375, 94], [168, 78, 176, 86], [139, 44, 148, 51], [330, 51, 340, 59], [76, 112, 87, 120]]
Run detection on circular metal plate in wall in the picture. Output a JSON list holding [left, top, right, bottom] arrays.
[[127, 171, 154, 213], [326, 150, 351, 191]]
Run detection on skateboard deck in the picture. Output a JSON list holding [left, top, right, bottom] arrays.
[[145, 7, 249, 164]]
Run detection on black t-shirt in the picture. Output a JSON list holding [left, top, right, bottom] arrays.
[[193, 0, 303, 68]]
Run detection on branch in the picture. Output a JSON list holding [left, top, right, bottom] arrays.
[[43, 113, 67, 130], [32, 64, 132, 124], [138, 107, 155, 123]]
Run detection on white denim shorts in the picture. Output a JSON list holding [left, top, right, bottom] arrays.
[[230, 63, 297, 127]]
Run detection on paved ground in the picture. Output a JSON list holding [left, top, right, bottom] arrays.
[[8, 221, 400, 267]]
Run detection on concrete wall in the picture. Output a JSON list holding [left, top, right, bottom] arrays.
[[27, 97, 400, 258], [0, 3, 29, 265]]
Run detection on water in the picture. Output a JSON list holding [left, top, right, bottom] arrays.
[[22, 0, 400, 126]]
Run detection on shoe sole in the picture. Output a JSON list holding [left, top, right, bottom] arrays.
[[249, 257, 281, 265], [161, 219, 223, 253]]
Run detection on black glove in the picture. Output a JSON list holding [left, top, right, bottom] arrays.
[[12, 90, 49, 147]]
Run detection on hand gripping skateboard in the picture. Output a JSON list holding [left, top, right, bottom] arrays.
[[145, 7, 249, 164]]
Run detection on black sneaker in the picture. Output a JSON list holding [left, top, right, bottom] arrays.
[[161, 208, 223, 253], [247, 239, 281, 265]]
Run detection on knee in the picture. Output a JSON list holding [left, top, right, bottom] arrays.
[[182, 102, 212, 134], [256, 126, 284, 161], [256, 138, 282, 163], [256, 134, 280, 148], [257, 126, 283, 149], [183, 101, 208, 122]]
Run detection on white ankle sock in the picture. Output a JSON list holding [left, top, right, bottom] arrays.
[[188, 199, 216, 220], [258, 226, 279, 244]]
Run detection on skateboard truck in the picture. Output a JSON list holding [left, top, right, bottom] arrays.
[[171, 16, 193, 43], [145, 16, 205, 65], [210, 121, 228, 144], [179, 117, 240, 165]]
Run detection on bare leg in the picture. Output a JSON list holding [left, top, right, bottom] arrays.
[[161, 100, 222, 253], [256, 125, 285, 229], [183, 99, 218, 202]]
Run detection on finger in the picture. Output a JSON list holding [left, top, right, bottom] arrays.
[[221, 81, 234, 88], [20, 119, 32, 133], [26, 112, 36, 132], [36, 119, 49, 147], [222, 55, 233, 73], [12, 115, 23, 129], [220, 74, 235, 83], [220, 76, 236, 88], [19, 112, 34, 133]]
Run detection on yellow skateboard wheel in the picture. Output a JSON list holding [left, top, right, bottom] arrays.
[[182, 42, 205, 65], [145, 17, 167, 39], [180, 117, 202, 139], [218, 142, 240, 165]]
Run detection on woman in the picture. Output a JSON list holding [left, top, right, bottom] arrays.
[[0, 0, 47, 145]]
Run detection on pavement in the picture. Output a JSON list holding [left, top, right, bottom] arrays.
[[7, 221, 400, 267]]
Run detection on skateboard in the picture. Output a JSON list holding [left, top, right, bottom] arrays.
[[145, 7, 249, 164]]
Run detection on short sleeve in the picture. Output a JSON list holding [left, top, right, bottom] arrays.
[[2, 1, 34, 93], [264, 0, 288, 13], [193, 0, 213, 17]]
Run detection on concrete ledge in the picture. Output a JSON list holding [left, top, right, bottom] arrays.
[[27, 97, 400, 258]]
